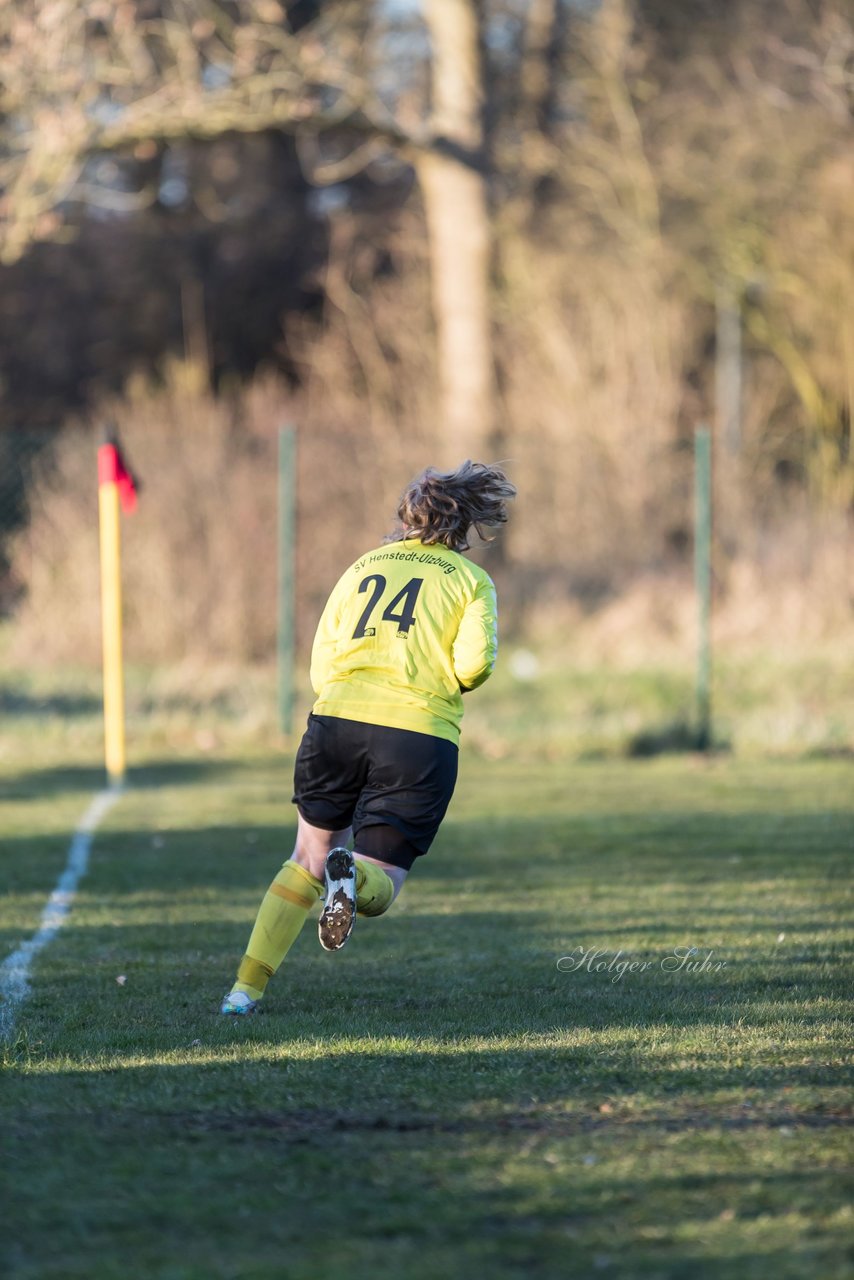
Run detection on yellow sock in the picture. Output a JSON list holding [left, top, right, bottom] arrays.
[[355, 858, 395, 917], [232, 859, 322, 999]]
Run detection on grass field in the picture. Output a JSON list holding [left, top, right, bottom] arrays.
[[2, 697, 852, 1280]]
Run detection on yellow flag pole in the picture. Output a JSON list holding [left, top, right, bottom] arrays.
[[98, 442, 127, 787]]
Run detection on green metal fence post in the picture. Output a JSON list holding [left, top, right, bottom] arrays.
[[694, 424, 712, 750], [278, 425, 296, 737]]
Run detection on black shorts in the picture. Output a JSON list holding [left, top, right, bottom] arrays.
[[292, 714, 459, 870]]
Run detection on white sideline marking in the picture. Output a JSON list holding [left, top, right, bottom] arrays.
[[0, 786, 122, 1040]]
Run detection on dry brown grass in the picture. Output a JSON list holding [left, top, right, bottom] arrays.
[[6, 353, 849, 674]]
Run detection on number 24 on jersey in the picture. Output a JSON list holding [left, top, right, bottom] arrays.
[[352, 575, 423, 639]]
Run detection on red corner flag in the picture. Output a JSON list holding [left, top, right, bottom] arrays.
[[98, 441, 139, 514]]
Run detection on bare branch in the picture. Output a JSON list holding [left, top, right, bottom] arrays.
[[0, 0, 420, 262]]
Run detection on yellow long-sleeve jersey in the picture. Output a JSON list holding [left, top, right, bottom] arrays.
[[309, 538, 499, 744]]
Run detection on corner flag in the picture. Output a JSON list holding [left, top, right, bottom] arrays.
[[98, 436, 139, 786]]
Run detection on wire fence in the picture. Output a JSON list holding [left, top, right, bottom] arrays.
[[3, 427, 853, 771], [2, 399, 850, 754]]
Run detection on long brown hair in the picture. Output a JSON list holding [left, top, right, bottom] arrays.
[[389, 461, 516, 552]]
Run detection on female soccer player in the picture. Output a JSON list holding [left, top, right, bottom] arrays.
[[221, 460, 516, 1013]]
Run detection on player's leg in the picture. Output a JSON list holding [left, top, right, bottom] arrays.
[[221, 814, 351, 1013], [356, 853, 408, 907], [316, 839, 404, 952], [286, 715, 399, 950], [222, 713, 362, 1014]]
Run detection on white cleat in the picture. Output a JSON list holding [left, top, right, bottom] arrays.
[[318, 847, 357, 951], [220, 990, 259, 1015]]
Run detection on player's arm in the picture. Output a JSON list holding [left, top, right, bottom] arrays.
[[309, 573, 350, 694], [452, 576, 498, 693]]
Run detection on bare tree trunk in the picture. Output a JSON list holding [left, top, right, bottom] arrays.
[[418, 0, 495, 465]]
